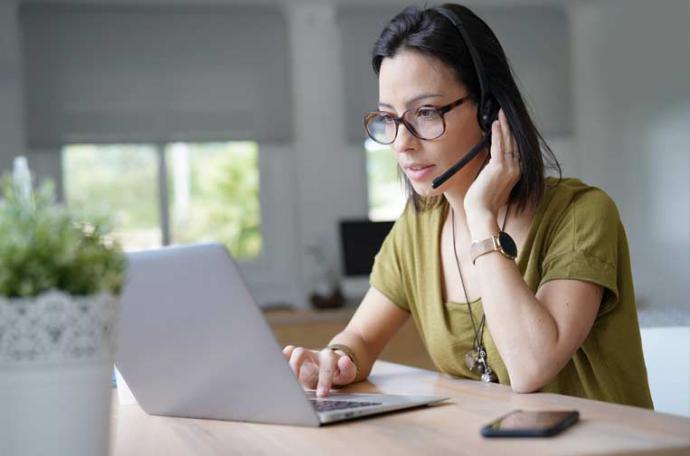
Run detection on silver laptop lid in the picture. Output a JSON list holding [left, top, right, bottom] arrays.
[[116, 243, 320, 427]]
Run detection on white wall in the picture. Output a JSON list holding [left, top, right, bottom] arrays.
[[21, 5, 293, 146], [286, 4, 369, 305], [641, 326, 690, 416], [569, 0, 690, 320]]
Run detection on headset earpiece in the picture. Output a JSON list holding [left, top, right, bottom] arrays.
[[478, 97, 497, 133]]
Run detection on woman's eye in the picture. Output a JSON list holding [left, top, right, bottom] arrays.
[[380, 114, 396, 124], [417, 108, 437, 120]]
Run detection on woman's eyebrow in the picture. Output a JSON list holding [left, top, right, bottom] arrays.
[[378, 93, 444, 109]]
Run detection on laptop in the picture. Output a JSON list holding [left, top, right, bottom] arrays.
[[115, 243, 447, 426]]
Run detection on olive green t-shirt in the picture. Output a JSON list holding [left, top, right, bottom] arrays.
[[370, 177, 653, 408]]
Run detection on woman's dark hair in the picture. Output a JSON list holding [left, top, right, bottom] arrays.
[[372, 3, 560, 213]]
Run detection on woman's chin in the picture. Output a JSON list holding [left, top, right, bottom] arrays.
[[412, 182, 443, 198]]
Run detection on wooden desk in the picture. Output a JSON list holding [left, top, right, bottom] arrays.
[[111, 361, 690, 455]]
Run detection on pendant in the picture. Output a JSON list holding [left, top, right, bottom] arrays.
[[476, 346, 498, 383], [481, 369, 498, 383], [464, 350, 480, 373]]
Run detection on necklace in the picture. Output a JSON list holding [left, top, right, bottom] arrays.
[[450, 205, 510, 383]]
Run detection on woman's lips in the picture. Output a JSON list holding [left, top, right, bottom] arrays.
[[404, 164, 436, 181]]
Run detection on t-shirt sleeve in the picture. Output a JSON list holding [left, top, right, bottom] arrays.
[[369, 204, 411, 311], [540, 188, 620, 316]]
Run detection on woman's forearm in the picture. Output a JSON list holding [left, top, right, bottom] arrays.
[[468, 214, 562, 391]]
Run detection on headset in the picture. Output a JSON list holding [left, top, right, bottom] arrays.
[[430, 6, 500, 189]]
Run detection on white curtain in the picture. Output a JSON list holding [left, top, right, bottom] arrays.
[[21, 4, 292, 147]]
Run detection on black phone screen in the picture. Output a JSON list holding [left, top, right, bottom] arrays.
[[481, 410, 579, 437]]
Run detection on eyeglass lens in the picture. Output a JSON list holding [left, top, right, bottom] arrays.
[[366, 108, 445, 145]]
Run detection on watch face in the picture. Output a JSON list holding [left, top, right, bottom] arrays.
[[498, 232, 518, 259]]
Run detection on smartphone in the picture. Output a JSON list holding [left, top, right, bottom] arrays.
[[480, 409, 579, 438]]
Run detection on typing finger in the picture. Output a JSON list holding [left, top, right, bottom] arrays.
[[316, 349, 338, 397]]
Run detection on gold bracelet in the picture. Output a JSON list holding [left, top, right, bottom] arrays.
[[327, 343, 360, 377]]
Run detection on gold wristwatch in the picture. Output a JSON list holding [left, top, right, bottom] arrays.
[[471, 232, 518, 265]]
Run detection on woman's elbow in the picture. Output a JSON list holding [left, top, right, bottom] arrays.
[[508, 372, 550, 393], [510, 381, 541, 394]]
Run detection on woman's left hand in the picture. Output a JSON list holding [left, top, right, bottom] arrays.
[[464, 108, 521, 226]]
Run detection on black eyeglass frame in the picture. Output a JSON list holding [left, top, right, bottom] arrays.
[[364, 95, 470, 145]]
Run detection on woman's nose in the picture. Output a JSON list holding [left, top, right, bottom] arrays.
[[392, 121, 418, 154]]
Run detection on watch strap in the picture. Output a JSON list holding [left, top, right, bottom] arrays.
[[471, 236, 501, 265]]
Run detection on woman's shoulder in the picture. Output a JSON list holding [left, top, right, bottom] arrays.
[[543, 176, 620, 220]]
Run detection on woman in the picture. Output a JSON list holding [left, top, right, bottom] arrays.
[[283, 4, 653, 408]]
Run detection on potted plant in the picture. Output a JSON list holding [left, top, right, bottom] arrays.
[[0, 157, 126, 456]]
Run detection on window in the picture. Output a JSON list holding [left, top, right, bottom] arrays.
[[365, 139, 406, 221], [63, 142, 262, 260], [166, 142, 261, 260], [63, 144, 161, 251]]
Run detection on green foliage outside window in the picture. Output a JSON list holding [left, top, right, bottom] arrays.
[[366, 141, 406, 221], [63, 144, 160, 250], [167, 142, 262, 260], [63, 142, 262, 260]]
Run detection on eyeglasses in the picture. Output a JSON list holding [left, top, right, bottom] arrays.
[[364, 96, 470, 145]]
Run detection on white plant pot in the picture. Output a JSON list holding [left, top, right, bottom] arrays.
[[0, 290, 119, 456]]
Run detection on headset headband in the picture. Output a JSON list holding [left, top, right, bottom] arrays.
[[433, 7, 494, 131]]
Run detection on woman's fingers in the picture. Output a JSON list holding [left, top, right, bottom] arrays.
[[490, 119, 504, 164], [288, 346, 307, 377], [499, 109, 520, 169], [316, 349, 338, 397], [498, 109, 512, 157], [511, 124, 519, 164], [494, 109, 520, 182], [289, 347, 317, 388], [465, 109, 521, 217], [334, 355, 358, 385], [282, 345, 296, 360], [299, 361, 320, 388], [286, 346, 357, 396]]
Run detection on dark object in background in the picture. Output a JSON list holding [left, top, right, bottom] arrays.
[[310, 287, 345, 310], [339, 220, 394, 277]]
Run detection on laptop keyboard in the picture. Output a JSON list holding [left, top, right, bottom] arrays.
[[310, 399, 382, 412]]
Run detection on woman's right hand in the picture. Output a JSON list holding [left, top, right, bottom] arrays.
[[282, 345, 358, 397]]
